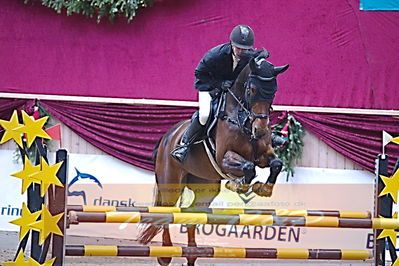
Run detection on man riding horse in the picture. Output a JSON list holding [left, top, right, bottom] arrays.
[[171, 25, 285, 163], [140, 26, 288, 265]]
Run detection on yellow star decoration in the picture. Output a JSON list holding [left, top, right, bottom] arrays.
[[29, 204, 63, 245], [31, 157, 64, 197], [2, 250, 56, 265], [9, 203, 41, 241], [379, 168, 399, 203], [11, 156, 41, 194], [28, 257, 56, 266], [377, 212, 398, 247], [0, 110, 24, 147], [392, 136, 399, 145], [20, 110, 51, 148], [393, 257, 399, 266]]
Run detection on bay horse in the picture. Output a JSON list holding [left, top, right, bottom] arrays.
[[138, 50, 289, 266]]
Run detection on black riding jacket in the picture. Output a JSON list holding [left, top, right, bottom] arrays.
[[194, 43, 254, 91]]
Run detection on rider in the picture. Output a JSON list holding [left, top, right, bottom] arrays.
[[171, 25, 284, 163]]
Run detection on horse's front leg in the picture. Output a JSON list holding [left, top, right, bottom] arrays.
[[222, 150, 256, 181], [221, 150, 256, 193], [253, 150, 283, 197]]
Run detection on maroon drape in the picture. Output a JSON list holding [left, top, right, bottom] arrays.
[[39, 101, 399, 173], [287, 112, 399, 172], [1, 99, 398, 174], [40, 100, 195, 170]]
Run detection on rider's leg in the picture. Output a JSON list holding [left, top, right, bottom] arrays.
[[171, 91, 211, 163], [198, 91, 212, 126]]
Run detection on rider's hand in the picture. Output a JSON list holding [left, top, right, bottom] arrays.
[[209, 88, 221, 98], [221, 80, 234, 91]]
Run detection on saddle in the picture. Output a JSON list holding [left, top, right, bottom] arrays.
[[199, 92, 246, 182], [203, 91, 252, 155]]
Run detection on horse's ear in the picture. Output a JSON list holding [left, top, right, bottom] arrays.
[[256, 48, 270, 59], [274, 64, 289, 75], [249, 57, 258, 72]]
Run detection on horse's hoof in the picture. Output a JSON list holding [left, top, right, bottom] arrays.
[[186, 257, 197, 266], [252, 182, 274, 197], [225, 181, 237, 192], [157, 257, 172, 266], [236, 184, 251, 194], [225, 181, 250, 194]]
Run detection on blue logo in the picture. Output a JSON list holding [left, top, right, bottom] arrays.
[[68, 168, 102, 205]]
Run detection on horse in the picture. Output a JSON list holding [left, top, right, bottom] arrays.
[[138, 50, 289, 266]]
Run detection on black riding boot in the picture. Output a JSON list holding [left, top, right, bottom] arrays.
[[171, 113, 204, 163]]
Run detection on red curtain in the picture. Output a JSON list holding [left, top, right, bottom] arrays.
[[1, 99, 398, 174]]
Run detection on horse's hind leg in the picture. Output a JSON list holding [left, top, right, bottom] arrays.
[[186, 176, 221, 266]]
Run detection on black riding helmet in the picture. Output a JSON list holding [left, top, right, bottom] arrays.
[[230, 25, 254, 49]]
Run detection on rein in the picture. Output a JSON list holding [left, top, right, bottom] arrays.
[[225, 75, 270, 138], [226, 87, 250, 116], [227, 87, 268, 120]]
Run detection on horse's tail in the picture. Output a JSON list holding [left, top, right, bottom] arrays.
[[137, 185, 163, 244]]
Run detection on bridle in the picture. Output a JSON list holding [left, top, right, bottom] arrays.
[[224, 72, 274, 138], [245, 73, 276, 119]]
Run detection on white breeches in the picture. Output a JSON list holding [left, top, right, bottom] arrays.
[[198, 91, 212, 126]]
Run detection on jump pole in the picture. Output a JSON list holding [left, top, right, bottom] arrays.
[[68, 211, 399, 229], [67, 205, 371, 218], [53, 150, 397, 265], [65, 245, 372, 260]]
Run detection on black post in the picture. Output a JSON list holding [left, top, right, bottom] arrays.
[[375, 154, 396, 266], [387, 159, 399, 263], [50, 149, 68, 266], [13, 147, 29, 259], [29, 140, 47, 261]]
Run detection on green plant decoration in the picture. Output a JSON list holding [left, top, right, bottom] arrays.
[[273, 114, 305, 181], [13, 104, 54, 164], [24, 0, 157, 23]]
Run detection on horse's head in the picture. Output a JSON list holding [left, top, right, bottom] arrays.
[[245, 50, 289, 139]]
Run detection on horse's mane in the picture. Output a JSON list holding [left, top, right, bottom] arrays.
[[234, 65, 250, 94]]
